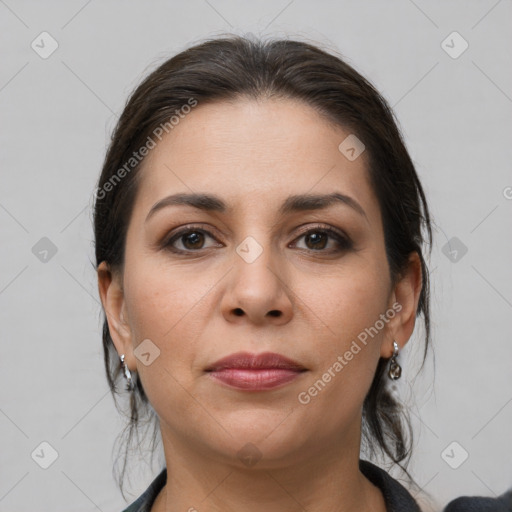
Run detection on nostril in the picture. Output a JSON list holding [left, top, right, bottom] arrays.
[[233, 308, 244, 316], [268, 310, 281, 317]]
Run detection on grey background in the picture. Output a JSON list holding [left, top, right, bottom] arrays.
[[1, 1, 511, 511]]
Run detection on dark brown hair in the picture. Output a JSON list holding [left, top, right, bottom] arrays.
[[93, 34, 432, 496]]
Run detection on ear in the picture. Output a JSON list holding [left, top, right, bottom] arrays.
[[97, 261, 136, 371], [381, 251, 423, 358]]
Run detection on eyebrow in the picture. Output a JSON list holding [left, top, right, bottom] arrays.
[[145, 192, 368, 222]]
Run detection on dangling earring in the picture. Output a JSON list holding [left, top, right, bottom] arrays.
[[388, 340, 402, 380], [120, 354, 135, 391]]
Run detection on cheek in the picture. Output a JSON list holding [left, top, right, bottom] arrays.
[[121, 261, 219, 427], [292, 269, 389, 434], [122, 260, 216, 378], [292, 254, 390, 402], [297, 257, 390, 347]]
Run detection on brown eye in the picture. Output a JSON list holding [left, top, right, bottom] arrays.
[[164, 227, 221, 253], [292, 227, 353, 253], [304, 231, 329, 250], [180, 231, 205, 250]]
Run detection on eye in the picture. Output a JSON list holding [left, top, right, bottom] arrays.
[[291, 226, 353, 252], [164, 226, 222, 253], [162, 224, 352, 255]]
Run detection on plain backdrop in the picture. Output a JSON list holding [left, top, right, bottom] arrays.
[[1, 1, 511, 511]]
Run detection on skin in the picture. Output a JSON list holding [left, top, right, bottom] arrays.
[[98, 98, 422, 512]]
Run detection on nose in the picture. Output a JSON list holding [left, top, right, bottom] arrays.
[[220, 238, 294, 326]]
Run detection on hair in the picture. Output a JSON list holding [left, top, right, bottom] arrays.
[[93, 34, 433, 498]]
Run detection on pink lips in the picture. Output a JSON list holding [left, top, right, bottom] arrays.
[[205, 351, 307, 391]]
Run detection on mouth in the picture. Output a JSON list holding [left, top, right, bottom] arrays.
[[205, 351, 307, 391]]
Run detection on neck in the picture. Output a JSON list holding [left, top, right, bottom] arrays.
[[152, 425, 386, 512]]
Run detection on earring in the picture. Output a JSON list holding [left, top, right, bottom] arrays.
[[388, 340, 402, 380], [120, 354, 135, 391]]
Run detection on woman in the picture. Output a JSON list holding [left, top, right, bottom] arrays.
[[94, 35, 510, 512]]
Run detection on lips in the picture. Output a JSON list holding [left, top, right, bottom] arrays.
[[205, 351, 306, 372], [205, 351, 307, 391]]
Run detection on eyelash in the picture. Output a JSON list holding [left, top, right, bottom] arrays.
[[162, 224, 353, 255]]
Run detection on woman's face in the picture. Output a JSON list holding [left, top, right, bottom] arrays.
[[100, 98, 418, 468]]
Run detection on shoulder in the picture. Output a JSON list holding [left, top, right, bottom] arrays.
[[359, 459, 422, 511], [121, 468, 167, 512], [443, 489, 512, 512]]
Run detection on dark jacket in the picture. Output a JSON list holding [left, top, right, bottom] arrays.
[[121, 459, 512, 512]]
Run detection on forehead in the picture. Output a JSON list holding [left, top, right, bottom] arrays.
[[133, 98, 379, 221]]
